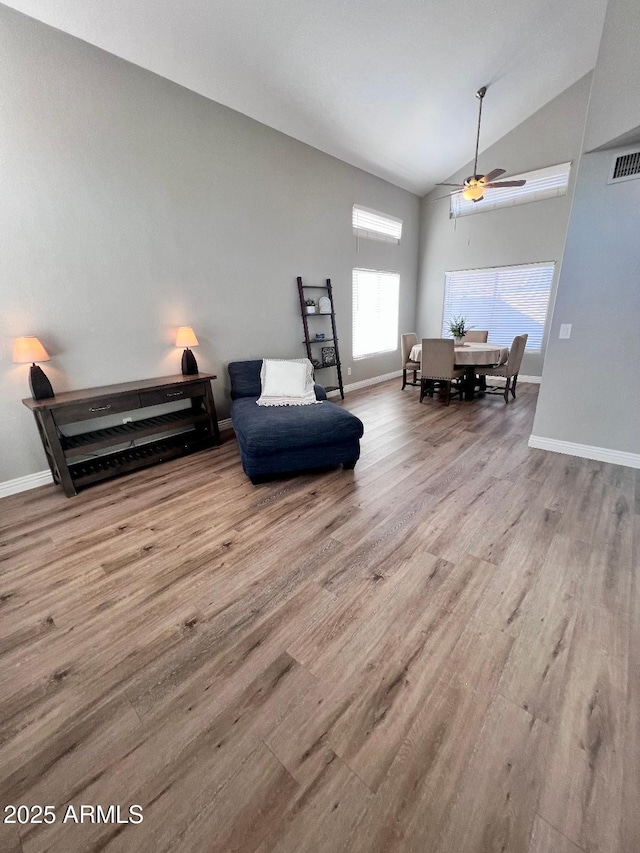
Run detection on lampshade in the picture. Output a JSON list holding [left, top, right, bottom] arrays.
[[175, 326, 199, 348], [13, 336, 51, 364]]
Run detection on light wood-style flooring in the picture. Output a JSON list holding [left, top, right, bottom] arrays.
[[0, 381, 638, 853]]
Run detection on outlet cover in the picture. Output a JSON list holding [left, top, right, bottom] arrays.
[[559, 324, 572, 339]]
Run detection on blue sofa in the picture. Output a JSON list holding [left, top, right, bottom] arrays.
[[228, 360, 364, 483]]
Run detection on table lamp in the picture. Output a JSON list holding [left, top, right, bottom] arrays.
[[13, 336, 55, 400], [175, 326, 199, 375]]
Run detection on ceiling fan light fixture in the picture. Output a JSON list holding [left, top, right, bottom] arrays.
[[462, 181, 484, 201]]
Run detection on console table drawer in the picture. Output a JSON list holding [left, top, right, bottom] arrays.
[[53, 393, 141, 425], [138, 383, 206, 407]]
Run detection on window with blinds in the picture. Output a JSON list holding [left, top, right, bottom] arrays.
[[441, 262, 555, 353], [450, 162, 571, 218], [352, 268, 400, 359], [352, 205, 403, 243]]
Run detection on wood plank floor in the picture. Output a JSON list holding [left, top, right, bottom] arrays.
[[0, 380, 637, 853]]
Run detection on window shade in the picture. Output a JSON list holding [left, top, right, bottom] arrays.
[[352, 268, 400, 359], [441, 262, 555, 353], [450, 162, 571, 218], [352, 205, 403, 243]]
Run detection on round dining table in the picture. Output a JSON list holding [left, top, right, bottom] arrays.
[[408, 341, 509, 400]]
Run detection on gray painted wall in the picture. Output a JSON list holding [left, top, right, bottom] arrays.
[[0, 6, 420, 482], [531, 145, 640, 453], [416, 75, 591, 378], [584, 0, 640, 152], [531, 0, 640, 458]]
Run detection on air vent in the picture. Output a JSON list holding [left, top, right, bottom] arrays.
[[608, 149, 640, 184]]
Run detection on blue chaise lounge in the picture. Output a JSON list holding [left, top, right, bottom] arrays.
[[228, 360, 364, 483]]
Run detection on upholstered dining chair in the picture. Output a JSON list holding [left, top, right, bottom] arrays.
[[464, 330, 489, 391], [401, 333, 421, 390], [476, 334, 528, 403], [419, 339, 464, 405], [463, 330, 488, 343]]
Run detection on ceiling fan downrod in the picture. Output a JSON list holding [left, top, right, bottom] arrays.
[[472, 86, 487, 180]]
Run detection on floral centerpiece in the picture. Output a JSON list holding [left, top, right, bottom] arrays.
[[448, 315, 472, 344]]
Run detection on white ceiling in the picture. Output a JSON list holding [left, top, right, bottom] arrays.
[[3, 0, 608, 195]]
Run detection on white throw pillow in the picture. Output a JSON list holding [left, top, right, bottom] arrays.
[[257, 358, 320, 406]]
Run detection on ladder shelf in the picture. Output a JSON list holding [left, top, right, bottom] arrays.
[[296, 276, 344, 400]]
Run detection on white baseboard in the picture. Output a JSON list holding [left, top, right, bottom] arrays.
[[0, 470, 54, 498], [528, 435, 640, 469], [327, 369, 402, 397]]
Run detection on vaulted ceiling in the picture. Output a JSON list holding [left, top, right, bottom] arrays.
[[2, 0, 608, 194]]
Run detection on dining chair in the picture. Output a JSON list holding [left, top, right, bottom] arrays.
[[463, 330, 489, 390], [476, 334, 528, 403], [401, 332, 421, 390], [419, 339, 464, 405], [463, 330, 488, 343]]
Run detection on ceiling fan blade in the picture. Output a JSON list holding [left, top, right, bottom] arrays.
[[429, 191, 463, 203], [435, 182, 465, 187], [485, 180, 527, 188], [481, 168, 505, 184]]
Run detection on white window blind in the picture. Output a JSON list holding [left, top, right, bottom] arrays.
[[450, 162, 571, 218], [441, 262, 555, 353], [352, 268, 400, 359], [352, 205, 403, 243]]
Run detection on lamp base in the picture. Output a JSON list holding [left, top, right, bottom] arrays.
[[29, 364, 54, 400], [181, 348, 199, 375]]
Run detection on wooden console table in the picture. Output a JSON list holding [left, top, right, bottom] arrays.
[[23, 373, 220, 497]]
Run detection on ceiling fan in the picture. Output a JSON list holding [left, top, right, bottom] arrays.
[[436, 86, 526, 203]]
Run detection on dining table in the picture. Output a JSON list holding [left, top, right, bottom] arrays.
[[409, 341, 509, 401]]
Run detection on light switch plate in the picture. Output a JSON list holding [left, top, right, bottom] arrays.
[[559, 324, 572, 339]]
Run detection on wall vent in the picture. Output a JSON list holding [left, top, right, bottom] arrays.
[[608, 148, 640, 184]]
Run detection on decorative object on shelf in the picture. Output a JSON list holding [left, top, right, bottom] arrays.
[[447, 315, 472, 345], [175, 326, 199, 375], [305, 299, 316, 314], [315, 333, 326, 340], [322, 346, 337, 367], [311, 358, 321, 368], [13, 336, 55, 400], [318, 296, 331, 314]]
